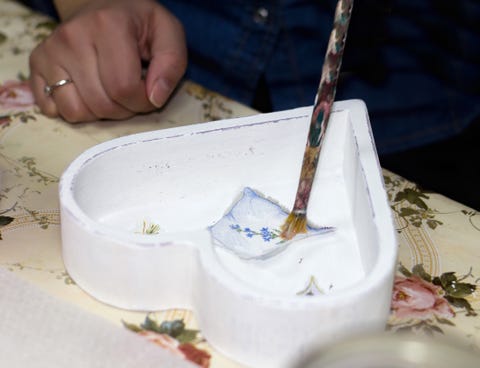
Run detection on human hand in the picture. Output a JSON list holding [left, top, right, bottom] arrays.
[[29, 0, 187, 123]]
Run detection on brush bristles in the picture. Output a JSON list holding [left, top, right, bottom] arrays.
[[281, 212, 307, 240]]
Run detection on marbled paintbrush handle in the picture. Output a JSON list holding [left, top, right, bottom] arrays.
[[292, 0, 353, 214]]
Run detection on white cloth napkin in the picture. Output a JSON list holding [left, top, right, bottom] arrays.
[[0, 267, 193, 368]]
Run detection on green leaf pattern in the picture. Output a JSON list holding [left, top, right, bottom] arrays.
[[384, 172, 479, 233]]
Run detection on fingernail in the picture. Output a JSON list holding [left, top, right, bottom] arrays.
[[149, 78, 172, 108]]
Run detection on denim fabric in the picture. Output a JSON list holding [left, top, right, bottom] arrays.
[[21, 0, 480, 154], [18, 0, 58, 19], [162, 0, 480, 154]]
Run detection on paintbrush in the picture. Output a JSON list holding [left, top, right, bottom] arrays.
[[281, 0, 354, 240]]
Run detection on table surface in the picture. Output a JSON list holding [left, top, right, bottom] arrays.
[[1, 1, 479, 367]]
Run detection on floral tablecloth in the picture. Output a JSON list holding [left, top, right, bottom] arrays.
[[0, 1, 478, 367]]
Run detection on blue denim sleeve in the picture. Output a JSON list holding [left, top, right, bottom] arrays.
[[338, 0, 480, 153], [19, 0, 480, 154], [163, 0, 480, 154], [17, 0, 59, 19]]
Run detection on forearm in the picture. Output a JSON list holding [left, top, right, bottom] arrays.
[[53, 0, 93, 20]]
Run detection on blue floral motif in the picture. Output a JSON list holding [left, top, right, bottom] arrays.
[[210, 187, 334, 260], [244, 227, 254, 238], [260, 227, 276, 242], [229, 224, 281, 243]]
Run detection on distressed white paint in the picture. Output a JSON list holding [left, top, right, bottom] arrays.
[[59, 100, 397, 368]]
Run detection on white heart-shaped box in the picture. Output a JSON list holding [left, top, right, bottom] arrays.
[[59, 100, 397, 367]]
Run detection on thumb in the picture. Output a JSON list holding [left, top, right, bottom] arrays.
[[145, 9, 187, 108]]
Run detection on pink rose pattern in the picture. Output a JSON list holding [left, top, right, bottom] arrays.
[[0, 80, 35, 110], [138, 330, 211, 367], [389, 264, 477, 335], [392, 275, 455, 320], [139, 330, 187, 358]]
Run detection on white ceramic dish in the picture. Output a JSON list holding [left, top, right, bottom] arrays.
[[59, 100, 397, 367]]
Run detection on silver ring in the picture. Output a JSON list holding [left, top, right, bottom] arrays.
[[44, 79, 73, 97]]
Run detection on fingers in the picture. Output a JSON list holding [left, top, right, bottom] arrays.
[[64, 43, 136, 121], [30, 49, 96, 122], [30, 38, 106, 122], [96, 20, 153, 113], [145, 6, 187, 107], [30, 72, 59, 118], [30, 19, 141, 122], [28, 0, 188, 123], [147, 49, 187, 108]]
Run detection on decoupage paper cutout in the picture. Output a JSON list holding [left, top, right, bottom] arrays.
[[209, 187, 334, 260]]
